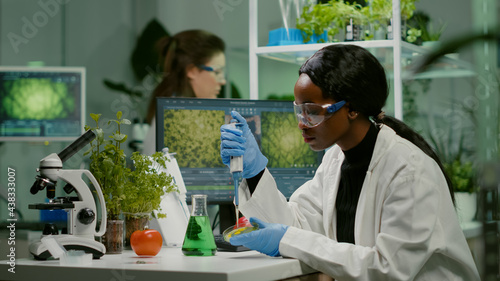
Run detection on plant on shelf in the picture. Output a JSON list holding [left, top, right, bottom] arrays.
[[296, 1, 340, 43], [84, 111, 131, 220], [367, 0, 419, 21], [367, 0, 391, 22], [444, 159, 477, 194], [405, 27, 422, 43], [296, 0, 366, 43], [121, 151, 177, 246], [401, 0, 419, 21], [428, 125, 478, 195], [365, 0, 392, 35], [415, 15, 447, 42]]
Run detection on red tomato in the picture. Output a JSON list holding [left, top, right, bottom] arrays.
[[234, 216, 252, 228], [130, 229, 163, 256]]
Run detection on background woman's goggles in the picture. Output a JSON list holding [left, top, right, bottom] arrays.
[[293, 100, 346, 128], [197, 65, 225, 81]]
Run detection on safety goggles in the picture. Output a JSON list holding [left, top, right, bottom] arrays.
[[293, 100, 346, 128], [197, 65, 226, 82]]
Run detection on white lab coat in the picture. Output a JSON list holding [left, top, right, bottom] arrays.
[[238, 125, 480, 281]]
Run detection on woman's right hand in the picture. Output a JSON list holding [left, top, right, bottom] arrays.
[[220, 111, 268, 178]]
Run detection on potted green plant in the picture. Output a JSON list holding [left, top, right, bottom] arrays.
[[443, 157, 478, 223], [363, 0, 390, 40], [363, 0, 420, 40], [296, 1, 340, 43], [401, 0, 419, 21], [122, 151, 177, 246], [429, 129, 478, 223], [84, 111, 131, 254], [296, 0, 366, 43], [417, 16, 447, 48], [343, 2, 367, 41], [367, 0, 392, 26]]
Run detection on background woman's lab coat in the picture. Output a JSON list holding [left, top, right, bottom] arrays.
[[238, 125, 481, 281]]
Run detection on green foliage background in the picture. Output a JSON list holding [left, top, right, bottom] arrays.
[[261, 112, 318, 168], [1, 78, 75, 119], [164, 109, 225, 168]]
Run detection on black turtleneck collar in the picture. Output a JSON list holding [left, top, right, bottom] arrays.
[[343, 122, 379, 164]]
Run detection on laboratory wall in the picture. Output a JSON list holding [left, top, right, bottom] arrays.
[[0, 0, 297, 222], [0, 0, 133, 222], [0, 0, 493, 224]]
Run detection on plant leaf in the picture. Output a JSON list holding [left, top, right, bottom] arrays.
[[90, 113, 101, 123]]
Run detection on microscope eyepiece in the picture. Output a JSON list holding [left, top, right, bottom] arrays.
[[58, 130, 96, 163]]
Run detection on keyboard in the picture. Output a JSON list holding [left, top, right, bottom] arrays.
[[214, 234, 250, 252]]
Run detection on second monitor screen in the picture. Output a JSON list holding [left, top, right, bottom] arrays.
[[157, 98, 323, 204]]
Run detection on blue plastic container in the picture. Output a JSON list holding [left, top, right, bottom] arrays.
[[40, 209, 68, 222], [268, 27, 328, 46]]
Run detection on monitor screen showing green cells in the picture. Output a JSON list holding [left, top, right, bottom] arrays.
[[0, 67, 85, 141], [156, 98, 324, 204]]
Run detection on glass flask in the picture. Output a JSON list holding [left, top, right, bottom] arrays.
[[182, 194, 217, 256]]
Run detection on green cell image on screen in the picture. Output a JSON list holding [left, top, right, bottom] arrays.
[[164, 109, 225, 168], [261, 111, 317, 168], [0, 78, 75, 120]]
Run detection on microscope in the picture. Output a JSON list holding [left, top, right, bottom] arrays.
[[28, 130, 107, 260]]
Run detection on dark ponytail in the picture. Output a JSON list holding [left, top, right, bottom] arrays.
[[376, 115, 455, 204], [300, 44, 455, 205]]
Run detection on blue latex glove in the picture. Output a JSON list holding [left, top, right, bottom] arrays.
[[229, 217, 289, 257], [220, 111, 268, 178]]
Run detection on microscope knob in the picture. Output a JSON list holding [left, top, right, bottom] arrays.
[[77, 208, 95, 225], [63, 183, 75, 194]]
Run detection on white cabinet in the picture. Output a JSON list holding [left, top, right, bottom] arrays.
[[247, 0, 474, 120]]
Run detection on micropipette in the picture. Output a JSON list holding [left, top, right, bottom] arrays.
[[229, 123, 243, 227]]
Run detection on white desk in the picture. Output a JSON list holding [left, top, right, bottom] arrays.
[[0, 247, 317, 281]]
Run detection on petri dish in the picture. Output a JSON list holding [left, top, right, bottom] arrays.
[[223, 222, 259, 242]]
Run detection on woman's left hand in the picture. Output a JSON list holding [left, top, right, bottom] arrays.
[[229, 217, 289, 257]]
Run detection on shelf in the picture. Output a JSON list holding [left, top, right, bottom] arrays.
[[256, 40, 389, 65], [255, 40, 396, 64], [255, 40, 476, 80], [404, 68, 476, 80], [249, 0, 477, 118]]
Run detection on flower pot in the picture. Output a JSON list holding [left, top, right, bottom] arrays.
[[102, 219, 124, 254], [124, 213, 150, 248], [455, 192, 477, 223]]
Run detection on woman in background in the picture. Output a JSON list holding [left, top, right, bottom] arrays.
[[143, 29, 226, 155]]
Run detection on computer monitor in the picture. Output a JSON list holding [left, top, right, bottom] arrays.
[[0, 66, 85, 141], [155, 98, 324, 205]]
